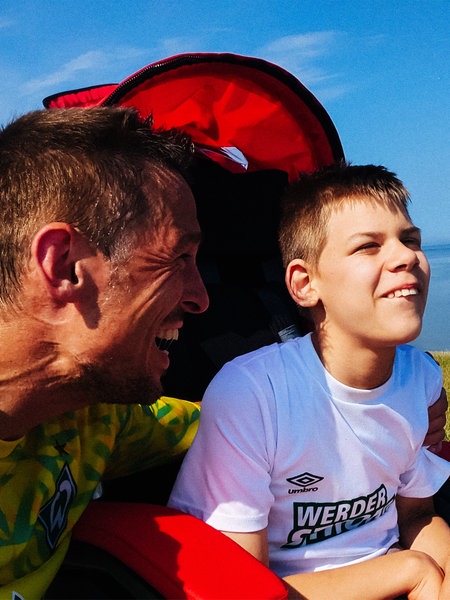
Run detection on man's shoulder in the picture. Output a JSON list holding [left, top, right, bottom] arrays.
[[32, 404, 136, 441]]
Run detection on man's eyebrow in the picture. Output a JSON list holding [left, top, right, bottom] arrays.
[[179, 231, 203, 245]]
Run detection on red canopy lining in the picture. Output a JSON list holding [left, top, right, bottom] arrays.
[[107, 61, 337, 178]]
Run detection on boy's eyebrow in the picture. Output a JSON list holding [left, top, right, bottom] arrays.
[[348, 225, 422, 240], [403, 225, 422, 236]]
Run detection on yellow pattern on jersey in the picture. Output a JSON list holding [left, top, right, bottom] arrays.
[[0, 396, 200, 599]]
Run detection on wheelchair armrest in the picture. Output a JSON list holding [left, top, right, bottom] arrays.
[[72, 501, 288, 600]]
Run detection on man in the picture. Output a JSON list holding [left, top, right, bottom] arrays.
[[0, 107, 208, 598]]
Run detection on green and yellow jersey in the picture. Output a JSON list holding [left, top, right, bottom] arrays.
[[0, 396, 200, 599]]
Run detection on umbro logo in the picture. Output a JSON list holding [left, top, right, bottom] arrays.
[[287, 472, 323, 493]]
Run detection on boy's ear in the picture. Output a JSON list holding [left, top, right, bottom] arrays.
[[285, 259, 319, 307], [31, 223, 84, 303]]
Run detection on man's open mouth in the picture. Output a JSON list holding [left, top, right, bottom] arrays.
[[156, 329, 179, 351]]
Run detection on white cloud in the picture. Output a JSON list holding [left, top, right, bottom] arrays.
[[21, 47, 148, 96], [157, 35, 209, 56], [261, 31, 339, 59], [0, 17, 14, 29], [18, 35, 224, 101], [21, 51, 110, 94], [257, 31, 350, 100]]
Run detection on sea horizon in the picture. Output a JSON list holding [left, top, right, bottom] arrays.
[[414, 242, 450, 352]]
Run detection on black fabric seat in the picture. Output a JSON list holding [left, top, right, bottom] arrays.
[[45, 541, 163, 599]]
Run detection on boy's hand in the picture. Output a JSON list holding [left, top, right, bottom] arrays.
[[439, 555, 450, 599], [426, 388, 448, 454]]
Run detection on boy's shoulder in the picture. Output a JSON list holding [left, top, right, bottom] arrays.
[[228, 333, 312, 367], [395, 345, 442, 392], [396, 344, 440, 367]]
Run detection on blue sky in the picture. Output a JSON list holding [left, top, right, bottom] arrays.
[[0, 0, 448, 245]]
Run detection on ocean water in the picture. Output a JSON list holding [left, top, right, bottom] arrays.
[[414, 243, 450, 352]]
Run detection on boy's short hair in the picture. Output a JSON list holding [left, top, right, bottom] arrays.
[[278, 161, 411, 269]]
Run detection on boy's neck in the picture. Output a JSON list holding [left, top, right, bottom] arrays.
[[311, 331, 396, 390]]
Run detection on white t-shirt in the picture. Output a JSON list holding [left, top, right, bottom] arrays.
[[169, 334, 450, 577]]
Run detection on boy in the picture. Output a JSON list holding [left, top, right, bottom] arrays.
[[169, 163, 450, 599]]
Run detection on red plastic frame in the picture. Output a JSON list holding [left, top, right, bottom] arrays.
[[72, 501, 288, 599]]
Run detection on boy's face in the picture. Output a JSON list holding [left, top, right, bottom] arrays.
[[310, 199, 430, 349]]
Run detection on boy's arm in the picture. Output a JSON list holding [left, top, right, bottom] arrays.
[[221, 528, 270, 566], [397, 495, 450, 569], [221, 527, 444, 600], [282, 551, 444, 600]]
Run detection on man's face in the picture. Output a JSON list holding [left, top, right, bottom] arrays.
[[310, 199, 430, 351], [79, 168, 209, 404]]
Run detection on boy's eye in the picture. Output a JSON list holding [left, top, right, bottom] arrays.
[[354, 242, 379, 253], [403, 237, 422, 250]]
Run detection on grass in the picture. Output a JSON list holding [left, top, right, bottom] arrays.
[[430, 352, 450, 440]]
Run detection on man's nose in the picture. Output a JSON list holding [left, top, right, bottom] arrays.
[[182, 267, 209, 314]]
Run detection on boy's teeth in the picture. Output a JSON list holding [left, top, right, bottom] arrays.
[[387, 288, 418, 299]]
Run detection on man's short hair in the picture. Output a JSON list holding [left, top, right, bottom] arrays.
[[0, 107, 194, 305]]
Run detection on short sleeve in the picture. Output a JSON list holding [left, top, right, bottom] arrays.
[[399, 447, 450, 498], [105, 397, 200, 478], [169, 360, 277, 532]]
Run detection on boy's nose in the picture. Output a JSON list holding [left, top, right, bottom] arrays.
[[388, 241, 420, 272]]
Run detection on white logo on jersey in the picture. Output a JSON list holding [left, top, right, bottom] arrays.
[[282, 484, 394, 548], [38, 463, 77, 549]]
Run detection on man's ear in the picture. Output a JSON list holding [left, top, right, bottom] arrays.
[[285, 259, 319, 307], [31, 223, 83, 303]]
